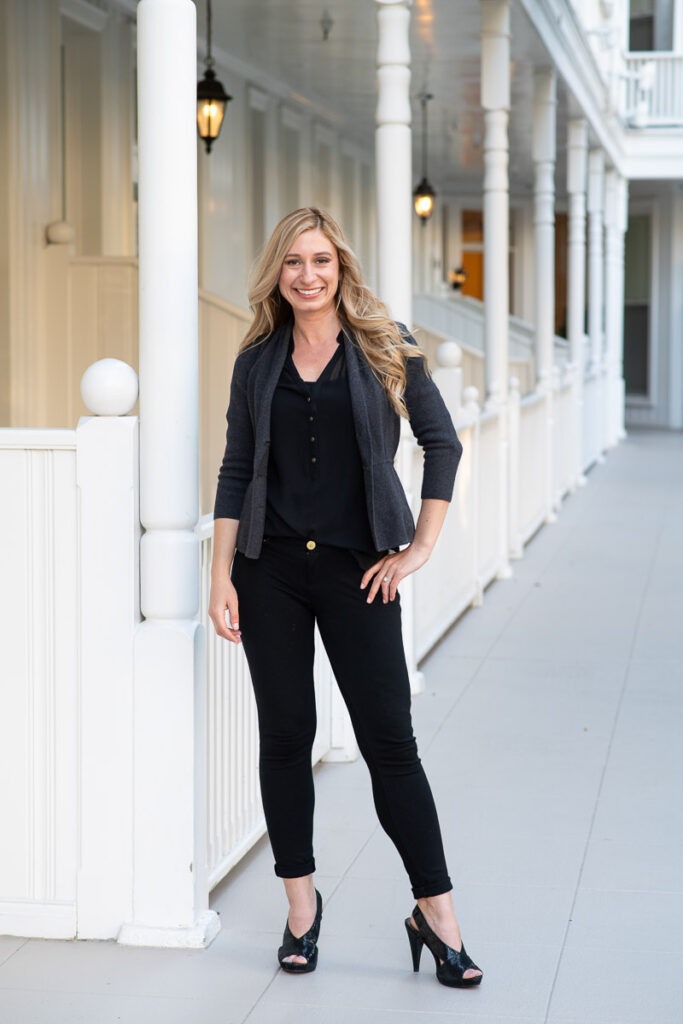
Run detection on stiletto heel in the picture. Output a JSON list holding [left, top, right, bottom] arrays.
[[404, 917, 424, 972], [406, 905, 483, 988], [277, 889, 323, 974]]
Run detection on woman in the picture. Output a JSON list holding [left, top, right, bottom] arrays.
[[209, 208, 482, 988]]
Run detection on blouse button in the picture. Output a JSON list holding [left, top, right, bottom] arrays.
[[306, 540, 316, 550], [306, 396, 311, 403], [311, 457, 317, 463], [309, 415, 314, 422], [310, 436, 315, 442]]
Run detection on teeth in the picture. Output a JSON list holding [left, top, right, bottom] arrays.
[[297, 288, 323, 296]]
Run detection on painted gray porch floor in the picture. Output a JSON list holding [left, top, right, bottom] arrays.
[[1, 428, 681, 1024]]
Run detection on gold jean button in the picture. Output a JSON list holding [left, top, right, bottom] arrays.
[[306, 540, 316, 550]]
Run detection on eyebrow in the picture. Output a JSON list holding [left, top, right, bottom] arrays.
[[284, 250, 334, 258]]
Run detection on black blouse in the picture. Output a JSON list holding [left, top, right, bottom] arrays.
[[263, 326, 389, 569]]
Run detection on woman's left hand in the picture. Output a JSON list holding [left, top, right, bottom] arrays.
[[360, 541, 431, 604]]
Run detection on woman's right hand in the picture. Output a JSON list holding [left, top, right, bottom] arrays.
[[209, 575, 242, 644]]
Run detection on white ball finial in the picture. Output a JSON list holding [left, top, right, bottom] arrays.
[[463, 385, 480, 411], [436, 340, 462, 368], [81, 358, 139, 415]]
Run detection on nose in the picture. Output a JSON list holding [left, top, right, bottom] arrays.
[[298, 261, 317, 283]]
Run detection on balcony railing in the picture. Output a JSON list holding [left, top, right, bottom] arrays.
[[623, 52, 683, 127]]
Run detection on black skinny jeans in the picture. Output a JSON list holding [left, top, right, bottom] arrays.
[[230, 536, 452, 900]]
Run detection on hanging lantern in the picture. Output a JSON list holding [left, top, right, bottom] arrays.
[[197, 0, 231, 153], [413, 92, 436, 223], [413, 178, 436, 221]]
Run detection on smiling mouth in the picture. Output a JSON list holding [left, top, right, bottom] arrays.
[[295, 287, 324, 297]]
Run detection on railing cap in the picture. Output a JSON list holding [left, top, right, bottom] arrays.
[[435, 340, 462, 368], [81, 358, 139, 416]]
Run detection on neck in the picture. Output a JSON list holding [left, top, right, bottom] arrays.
[[292, 308, 342, 347]]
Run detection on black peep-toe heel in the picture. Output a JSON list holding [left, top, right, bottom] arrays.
[[404, 904, 483, 988], [277, 889, 323, 974]]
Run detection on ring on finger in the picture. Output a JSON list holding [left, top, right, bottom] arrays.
[[382, 576, 392, 583]]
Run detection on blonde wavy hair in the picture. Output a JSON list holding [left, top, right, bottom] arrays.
[[240, 207, 428, 418]]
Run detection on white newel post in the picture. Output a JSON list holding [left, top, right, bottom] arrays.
[[566, 118, 588, 488], [481, 0, 511, 579], [604, 170, 628, 447], [587, 149, 606, 460], [120, 0, 219, 948], [375, 0, 424, 693], [532, 67, 557, 522], [77, 360, 140, 939]]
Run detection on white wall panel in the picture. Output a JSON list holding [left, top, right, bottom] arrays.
[[197, 73, 249, 308], [0, 436, 79, 935]]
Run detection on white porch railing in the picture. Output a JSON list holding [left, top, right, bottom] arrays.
[[623, 52, 683, 126], [582, 365, 608, 469], [413, 292, 571, 387], [410, 343, 580, 660], [517, 391, 548, 545], [0, 429, 80, 939], [415, 323, 536, 397], [196, 517, 358, 890]]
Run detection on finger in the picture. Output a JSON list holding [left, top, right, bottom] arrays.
[[226, 599, 241, 635], [209, 607, 241, 643], [389, 572, 403, 601], [380, 570, 395, 604], [369, 567, 392, 605], [364, 561, 389, 603], [366, 571, 384, 603], [360, 559, 385, 590]]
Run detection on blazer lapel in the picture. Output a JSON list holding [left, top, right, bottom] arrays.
[[342, 328, 375, 468], [248, 322, 291, 444]]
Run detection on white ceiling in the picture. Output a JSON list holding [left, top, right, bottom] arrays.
[[196, 0, 583, 197]]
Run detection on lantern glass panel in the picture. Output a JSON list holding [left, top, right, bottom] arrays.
[[197, 98, 226, 141]]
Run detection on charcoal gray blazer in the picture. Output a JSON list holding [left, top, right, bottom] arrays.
[[213, 320, 463, 559]]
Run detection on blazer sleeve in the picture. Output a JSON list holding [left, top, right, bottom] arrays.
[[401, 330, 463, 502], [213, 351, 255, 520]]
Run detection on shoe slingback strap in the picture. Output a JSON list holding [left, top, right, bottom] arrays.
[[412, 904, 478, 971], [278, 889, 322, 964]]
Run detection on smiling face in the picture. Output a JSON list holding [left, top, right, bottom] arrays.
[[278, 228, 340, 318]]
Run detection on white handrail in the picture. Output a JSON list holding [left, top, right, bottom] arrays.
[[623, 52, 683, 125]]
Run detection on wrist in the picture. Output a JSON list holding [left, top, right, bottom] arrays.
[[211, 560, 233, 580], [410, 539, 433, 558]]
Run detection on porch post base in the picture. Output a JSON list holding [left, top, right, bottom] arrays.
[[118, 910, 221, 949]]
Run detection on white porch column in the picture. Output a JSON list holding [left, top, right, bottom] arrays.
[[532, 68, 557, 521], [481, 0, 511, 577], [604, 170, 629, 448], [375, 0, 412, 326], [587, 148, 606, 458], [566, 118, 588, 487], [481, 0, 510, 407], [532, 68, 557, 387], [375, 0, 424, 693], [120, 0, 219, 949]]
